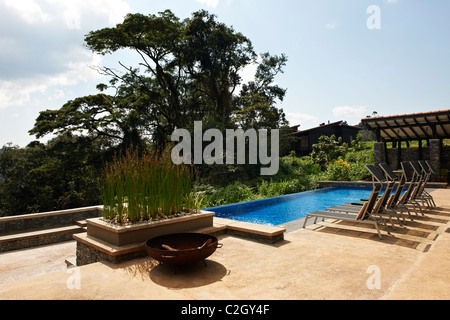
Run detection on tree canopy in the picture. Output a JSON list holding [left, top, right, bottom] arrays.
[[30, 9, 289, 149]]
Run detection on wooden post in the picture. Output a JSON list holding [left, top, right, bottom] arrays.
[[418, 139, 423, 160]]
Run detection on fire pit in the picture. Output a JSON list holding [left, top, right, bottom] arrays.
[[145, 233, 222, 266]]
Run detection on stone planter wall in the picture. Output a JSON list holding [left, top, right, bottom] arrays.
[[75, 211, 216, 266], [86, 211, 215, 247], [0, 206, 103, 235]]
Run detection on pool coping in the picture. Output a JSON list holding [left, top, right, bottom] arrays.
[[213, 217, 286, 243]]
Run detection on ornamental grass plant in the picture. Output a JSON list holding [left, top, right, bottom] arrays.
[[101, 148, 195, 225]]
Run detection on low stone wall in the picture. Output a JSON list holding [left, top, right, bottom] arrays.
[[0, 226, 81, 253], [0, 206, 104, 253], [0, 206, 103, 235], [373, 141, 449, 178], [76, 239, 148, 266]]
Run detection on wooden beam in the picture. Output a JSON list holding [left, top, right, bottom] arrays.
[[386, 121, 402, 140], [437, 116, 450, 136], [412, 118, 431, 138], [393, 119, 411, 140]]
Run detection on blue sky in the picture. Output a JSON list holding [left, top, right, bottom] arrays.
[[1, 0, 449, 147]]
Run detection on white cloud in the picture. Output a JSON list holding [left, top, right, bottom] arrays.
[[2, 0, 130, 29], [325, 20, 339, 30], [0, 0, 131, 109], [0, 48, 102, 108], [285, 112, 319, 129], [3, 0, 51, 24], [196, 0, 220, 9], [332, 105, 367, 124], [45, 0, 131, 29]]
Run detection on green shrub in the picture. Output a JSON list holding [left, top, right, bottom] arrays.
[[197, 138, 375, 208], [202, 182, 255, 208], [323, 159, 350, 181], [310, 135, 347, 169], [258, 179, 301, 197]]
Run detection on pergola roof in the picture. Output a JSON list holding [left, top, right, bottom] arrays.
[[361, 109, 450, 142]]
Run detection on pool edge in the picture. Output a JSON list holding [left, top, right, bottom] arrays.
[[213, 217, 286, 244]]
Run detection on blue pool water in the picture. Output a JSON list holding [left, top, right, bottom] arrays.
[[204, 187, 376, 226]]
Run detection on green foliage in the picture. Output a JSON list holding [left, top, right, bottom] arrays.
[[310, 134, 347, 169], [3, 9, 290, 217], [198, 137, 374, 208], [1, 9, 380, 218], [0, 135, 103, 216], [202, 182, 255, 208], [80, 9, 288, 148], [29, 94, 148, 150], [233, 53, 289, 131], [324, 159, 352, 181], [258, 179, 302, 197]]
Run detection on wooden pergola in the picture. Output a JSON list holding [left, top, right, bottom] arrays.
[[362, 109, 450, 143], [361, 109, 450, 176]]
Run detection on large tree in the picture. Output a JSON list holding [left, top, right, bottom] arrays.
[[30, 9, 288, 149]]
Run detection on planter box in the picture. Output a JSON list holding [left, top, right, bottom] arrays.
[[85, 211, 215, 247]]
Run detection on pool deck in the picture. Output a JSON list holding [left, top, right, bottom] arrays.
[[1, 188, 449, 300]]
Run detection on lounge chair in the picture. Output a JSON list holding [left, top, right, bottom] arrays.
[[410, 161, 434, 208], [400, 162, 425, 216], [379, 163, 399, 181], [424, 160, 436, 176], [303, 184, 389, 240], [328, 164, 388, 210], [417, 160, 436, 207], [378, 163, 415, 221], [384, 172, 415, 221], [327, 165, 402, 227]]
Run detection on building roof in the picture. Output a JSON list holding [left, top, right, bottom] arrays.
[[292, 121, 361, 136], [361, 109, 450, 142]]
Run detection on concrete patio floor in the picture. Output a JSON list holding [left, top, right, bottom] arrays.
[[0, 188, 449, 300]]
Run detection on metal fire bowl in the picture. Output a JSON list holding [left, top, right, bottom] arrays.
[[145, 233, 221, 266]]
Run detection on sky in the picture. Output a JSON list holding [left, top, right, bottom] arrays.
[[0, 0, 449, 147]]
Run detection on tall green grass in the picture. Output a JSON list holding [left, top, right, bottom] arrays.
[[101, 149, 195, 224]]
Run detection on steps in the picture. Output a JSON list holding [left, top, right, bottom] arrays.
[[65, 255, 77, 268], [0, 206, 103, 253], [73, 220, 87, 231], [0, 223, 86, 253]]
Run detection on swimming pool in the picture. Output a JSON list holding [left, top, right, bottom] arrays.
[[203, 187, 376, 226]]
